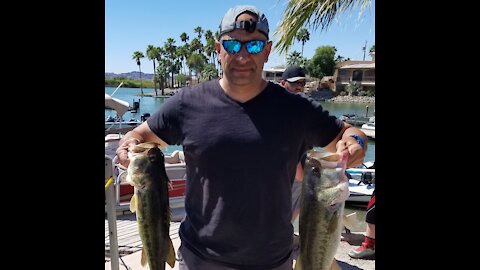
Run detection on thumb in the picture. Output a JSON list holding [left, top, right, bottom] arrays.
[[336, 140, 348, 154]]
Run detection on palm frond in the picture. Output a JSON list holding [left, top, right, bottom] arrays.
[[273, 0, 371, 55]]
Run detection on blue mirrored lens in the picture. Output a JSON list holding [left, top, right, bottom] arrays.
[[222, 40, 241, 54], [222, 40, 266, 54], [246, 40, 265, 54]]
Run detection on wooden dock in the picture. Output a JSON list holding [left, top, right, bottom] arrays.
[[104, 213, 181, 258], [105, 216, 375, 270]]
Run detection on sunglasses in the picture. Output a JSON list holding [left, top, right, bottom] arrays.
[[221, 40, 267, 55], [289, 80, 306, 87]]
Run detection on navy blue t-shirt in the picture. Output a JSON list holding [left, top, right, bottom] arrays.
[[147, 80, 343, 268]]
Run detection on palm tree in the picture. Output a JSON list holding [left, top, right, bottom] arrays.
[[132, 51, 145, 95], [146, 45, 159, 96], [190, 38, 203, 54], [286, 51, 303, 66], [164, 38, 177, 88], [296, 28, 310, 57], [274, 0, 372, 55], [194, 26, 203, 40], [180, 32, 189, 44]]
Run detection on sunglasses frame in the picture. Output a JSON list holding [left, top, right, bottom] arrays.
[[221, 39, 267, 55]]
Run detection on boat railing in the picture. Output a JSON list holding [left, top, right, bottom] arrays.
[[105, 155, 120, 270]]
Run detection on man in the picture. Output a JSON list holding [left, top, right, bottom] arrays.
[[280, 65, 307, 94], [115, 5, 367, 270]]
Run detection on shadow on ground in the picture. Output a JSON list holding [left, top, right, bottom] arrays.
[[341, 232, 365, 246], [337, 261, 364, 270]]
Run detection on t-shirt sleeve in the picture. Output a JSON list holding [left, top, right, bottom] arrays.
[[302, 97, 345, 147], [146, 91, 183, 145]]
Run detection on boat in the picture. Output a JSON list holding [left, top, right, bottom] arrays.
[[360, 120, 375, 139], [105, 115, 141, 130], [105, 134, 187, 219], [339, 114, 371, 126], [346, 161, 375, 204], [105, 93, 146, 135]]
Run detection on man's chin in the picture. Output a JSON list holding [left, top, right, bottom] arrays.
[[231, 77, 256, 86], [226, 73, 255, 84]]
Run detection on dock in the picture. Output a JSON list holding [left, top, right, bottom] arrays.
[[105, 215, 375, 270]]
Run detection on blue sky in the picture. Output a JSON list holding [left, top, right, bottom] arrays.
[[105, 0, 375, 74]]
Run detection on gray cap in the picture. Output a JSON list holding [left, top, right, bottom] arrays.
[[219, 5, 269, 39]]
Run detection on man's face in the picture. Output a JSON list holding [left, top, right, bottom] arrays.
[[215, 13, 272, 86], [282, 79, 306, 93]]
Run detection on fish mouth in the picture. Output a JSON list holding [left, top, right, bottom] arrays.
[[306, 151, 341, 169]]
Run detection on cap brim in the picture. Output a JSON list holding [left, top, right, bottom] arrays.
[[286, 77, 306, 82]]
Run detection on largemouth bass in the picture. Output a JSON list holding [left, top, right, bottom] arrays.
[[295, 151, 350, 270], [126, 142, 176, 270]]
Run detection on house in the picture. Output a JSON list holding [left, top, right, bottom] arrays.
[[332, 52, 375, 94], [262, 68, 285, 83]]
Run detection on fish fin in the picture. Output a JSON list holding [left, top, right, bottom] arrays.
[[330, 259, 341, 270], [140, 247, 147, 267], [129, 193, 137, 213], [294, 257, 302, 270], [166, 236, 176, 268]]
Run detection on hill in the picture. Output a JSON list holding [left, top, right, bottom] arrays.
[[105, 71, 154, 80]]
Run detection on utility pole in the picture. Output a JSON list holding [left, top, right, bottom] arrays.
[[363, 40, 367, 61]]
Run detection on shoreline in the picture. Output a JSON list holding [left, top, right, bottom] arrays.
[[125, 87, 375, 104], [326, 95, 375, 104]]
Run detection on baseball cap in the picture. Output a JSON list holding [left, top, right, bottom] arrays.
[[282, 66, 306, 82], [219, 5, 269, 39]]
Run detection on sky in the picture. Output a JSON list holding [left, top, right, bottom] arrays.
[[105, 0, 375, 74]]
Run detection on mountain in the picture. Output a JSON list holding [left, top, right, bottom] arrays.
[[105, 71, 154, 80]]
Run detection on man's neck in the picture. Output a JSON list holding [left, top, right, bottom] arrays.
[[219, 78, 268, 103]]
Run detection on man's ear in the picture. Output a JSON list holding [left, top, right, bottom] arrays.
[[215, 40, 222, 63], [263, 41, 273, 63], [215, 40, 222, 55]]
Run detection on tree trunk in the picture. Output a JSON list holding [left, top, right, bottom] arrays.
[[153, 62, 157, 96], [139, 65, 144, 95]]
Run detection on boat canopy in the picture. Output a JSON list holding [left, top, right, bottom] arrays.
[[105, 93, 129, 116]]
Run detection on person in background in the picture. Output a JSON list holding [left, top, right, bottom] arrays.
[[280, 65, 308, 261], [280, 65, 307, 94], [348, 163, 375, 260], [280, 65, 308, 225], [115, 5, 367, 270]]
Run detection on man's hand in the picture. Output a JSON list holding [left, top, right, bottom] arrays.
[[115, 137, 141, 168], [335, 138, 365, 168]]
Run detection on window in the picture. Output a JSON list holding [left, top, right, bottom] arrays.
[[352, 70, 363, 81]]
